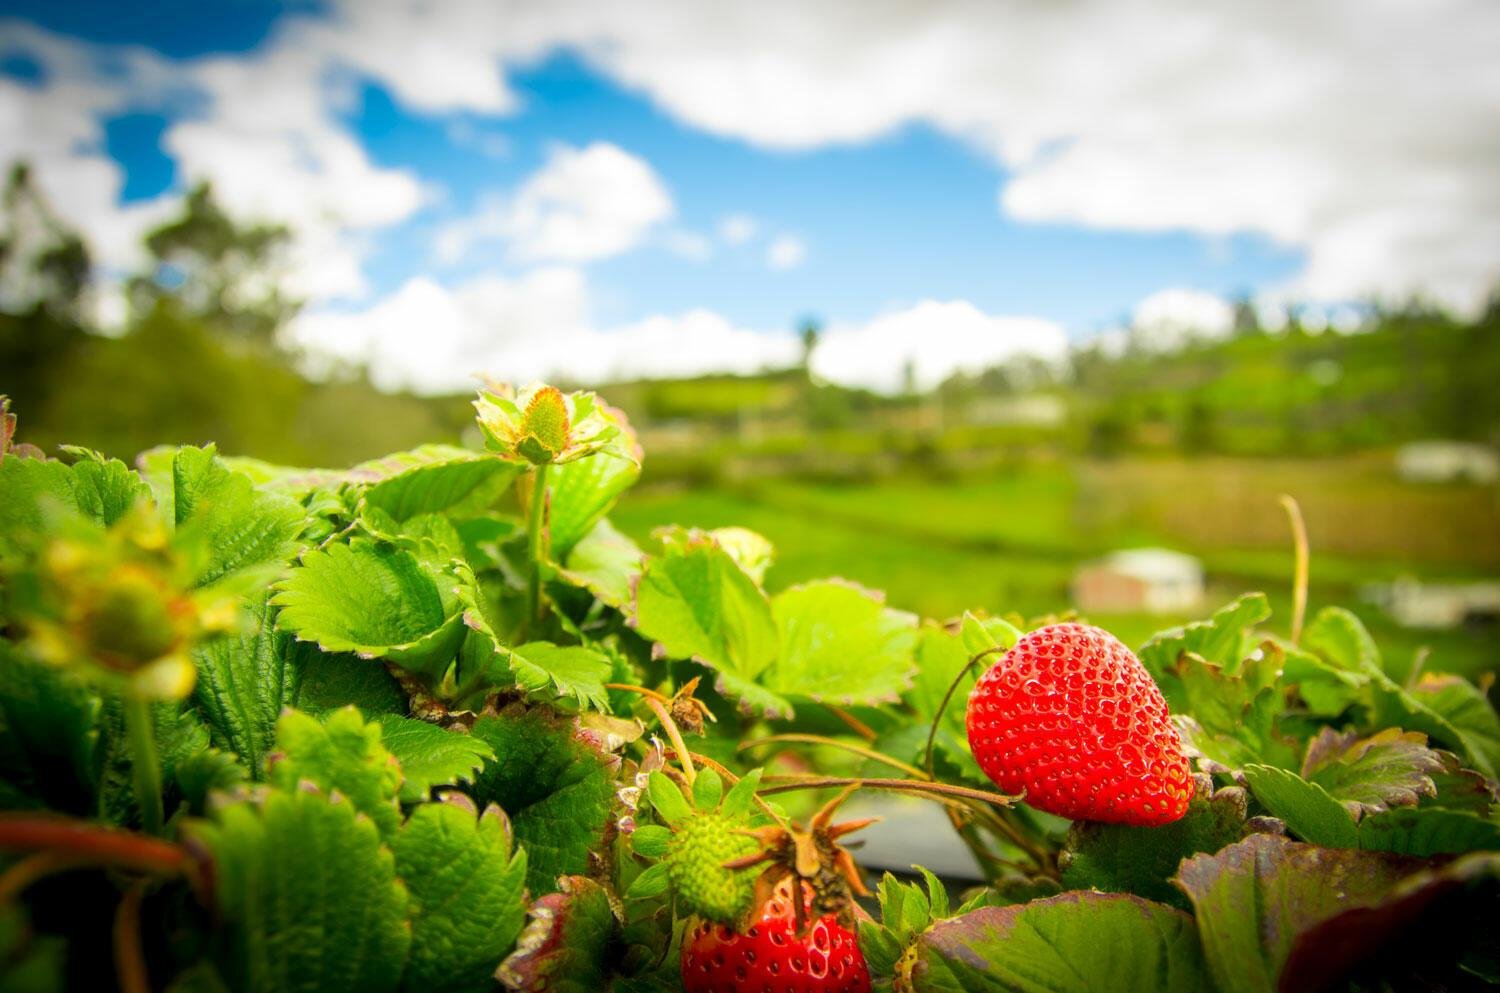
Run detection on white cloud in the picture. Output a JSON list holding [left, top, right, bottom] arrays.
[[434, 142, 674, 266], [660, 229, 713, 262], [813, 300, 1068, 393], [718, 213, 758, 245], [766, 234, 807, 270], [287, 269, 797, 393], [1128, 288, 1236, 352], [290, 273, 1064, 395], [8, 0, 1499, 319]]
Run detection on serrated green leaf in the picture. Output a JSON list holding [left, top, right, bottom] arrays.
[[0, 453, 149, 550], [910, 891, 1209, 993], [497, 876, 617, 993], [1422, 749, 1497, 815], [470, 707, 621, 895], [1357, 806, 1500, 856], [547, 438, 641, 557], [1170, 649, 1296, 773], [631, 535, 781, 716], [1302, 606, 1383, 676], [375, 715, 494, 803], [292, 644, 407, 718], [1369, 673, 1497, 779], [192, 592, 302, 777], [1061, 778, 1255, 909], [558, 518, 643, 610], [1175, 834, 1438, 993], [190, 788, 411, 993], [1242, 764, 1358, 847], [273, 541, 465, 681], [1278, 641, 1368, 717], [1300, 727, 1442, 817], [94, 698, 212, 827], [0, 639, 98, 814], [766, 580, 918, 707], [173, 747, 248, 815], [1406, 674, 1500, 777], [1139, 593, 1271, 690], [267, 708, 402, 838], [500, 642, 613, 712], [393, 798, 529, 993], [168, 446, 306, 588], [357, 446, 517, 523]]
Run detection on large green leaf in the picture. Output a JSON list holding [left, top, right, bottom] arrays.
[[292, 644, 407, 718], [910, 891, 1209, 993], [1174, 834, 1423, 993], [1301, 606, 1383, 676], [764, 580, 917, 707], [1357, 806, 1500, 856], [497, 876, 617, 993], [1405, 674, 1500, 776], [273, 541, 466, 681], [456, 576, 613, 710], [266, 708, 402, 838], [168, 446, 306, 588], [1277, 852, 1500, 993], [375, 715, 494, 803], [1300, 727, 1442, 817], [356, 445, 517, 523], [1241, 765, 1358, 847], [1139, 593, 1271, 691], [192, 593, 302, 776], [1061, 776, 1257, 909], [558, 518, 643, 610], [1171, 649, 1296, 773], [393, 796, 529, 993], [630, 533, 782, 716], [469, 707, 622, 895], [0, 640, 99, 814], [546, 441, 641, 557], [190, 788, 411, 993], [0, 453, 149, 548]]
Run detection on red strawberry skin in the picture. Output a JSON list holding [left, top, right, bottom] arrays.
[[681, 877, 870, 993], [966, 622, 1193, 826]]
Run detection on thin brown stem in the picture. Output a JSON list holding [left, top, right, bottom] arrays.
[[0, 851, 83, 904], [604, 682, 672, 706], [924, 647, 1006, 780], [0, 816, 187, 876], [826, 705, 877, 743], [1279, 494, 1309, 644], [644, 697, 695, 786], [113, 881, 150, 993], [739, 734, 927, 779], [759, 775, 1018, 809]]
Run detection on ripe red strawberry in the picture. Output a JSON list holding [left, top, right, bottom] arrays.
[[966, 622, 1193, 826], [681, 875, 871, 993]]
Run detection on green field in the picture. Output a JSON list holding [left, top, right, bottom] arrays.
[[612, 459, 1498, 684]]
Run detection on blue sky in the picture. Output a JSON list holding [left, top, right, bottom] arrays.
[[1, 1, 1493, 391]]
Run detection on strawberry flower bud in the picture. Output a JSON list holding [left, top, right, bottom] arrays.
[[473, 382, 639, 468]]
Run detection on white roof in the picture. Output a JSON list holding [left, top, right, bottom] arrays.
[[1101, 547, 1203, 583]]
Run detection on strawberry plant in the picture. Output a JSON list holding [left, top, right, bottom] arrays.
[[0, 388, 1496, 993]]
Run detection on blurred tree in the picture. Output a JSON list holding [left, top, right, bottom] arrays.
[[127, 181, 299, 341], [0, 163, 92, 317]]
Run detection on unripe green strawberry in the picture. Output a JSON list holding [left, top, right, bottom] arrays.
[[628, 767, 767, 925], [666, 809, 761, 922]]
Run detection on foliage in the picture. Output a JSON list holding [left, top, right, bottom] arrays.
[[0, 385, 1495, 993]]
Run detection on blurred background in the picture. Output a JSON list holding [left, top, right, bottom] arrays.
[[2, 1, 1497, 682]]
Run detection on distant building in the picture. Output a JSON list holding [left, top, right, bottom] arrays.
[[1073, 548, 1204, 614], [1363, 578, 1500, 629], [1396, 441, 1499, 484]]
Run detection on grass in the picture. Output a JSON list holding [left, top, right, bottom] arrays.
[[612, 458, 1499, 683]]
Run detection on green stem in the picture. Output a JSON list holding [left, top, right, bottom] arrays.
[[525, 463, 551, 632], [122, 693, 163, 836]]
